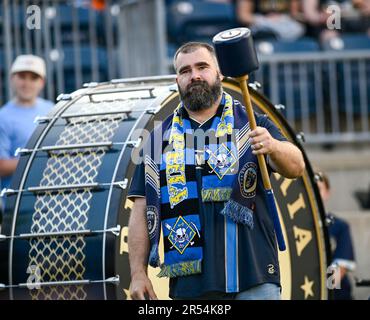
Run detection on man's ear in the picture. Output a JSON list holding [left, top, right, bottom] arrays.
[[219, 72, 224, 81]]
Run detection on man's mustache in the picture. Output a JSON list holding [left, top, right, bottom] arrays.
[[186, 80, 209, 91]]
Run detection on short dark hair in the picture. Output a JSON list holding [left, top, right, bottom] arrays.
[[173, 42, 219, 72]]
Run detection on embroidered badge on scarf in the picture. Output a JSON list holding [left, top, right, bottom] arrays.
[[165, 216, 200, 254], [206, 143, 238, 179]]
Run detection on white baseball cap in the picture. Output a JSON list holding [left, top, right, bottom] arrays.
[[10, 55, 46, 79]]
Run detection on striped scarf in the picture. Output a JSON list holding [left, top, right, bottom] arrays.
[[145, 92, 257, 278]]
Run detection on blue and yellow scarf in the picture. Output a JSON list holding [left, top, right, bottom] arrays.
[[144, 92, 258, 278]]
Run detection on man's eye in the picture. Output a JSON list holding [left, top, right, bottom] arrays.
[[180, 69, 190, 74]]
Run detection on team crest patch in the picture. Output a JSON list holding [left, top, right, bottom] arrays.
[[239, 162, 257, 198], [146, 206, 159, 240], [206, 143, 237, 180], [164, 216, 199, 254]]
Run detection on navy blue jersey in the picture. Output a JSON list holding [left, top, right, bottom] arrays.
[[328, 214, 356, 300], [128, 98, 288, 298]]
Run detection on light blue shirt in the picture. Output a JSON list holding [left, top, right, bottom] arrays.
[[0, 97, 54, 191]]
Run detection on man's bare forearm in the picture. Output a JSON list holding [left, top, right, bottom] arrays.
[[0, 158, 18, 177], [128, 197, 150, 277], [249, 127, 305, 179], [269, 141, 305, 179]]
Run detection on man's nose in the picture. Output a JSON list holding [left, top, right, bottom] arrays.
[[190, 69, 202, 81]]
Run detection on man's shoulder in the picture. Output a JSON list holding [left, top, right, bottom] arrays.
[[233, 99, 247, 117], [233, 98, 243, 109], [0, 101, 17, 127], [233, 100, 269, 122], [0, 101, 14, 114]]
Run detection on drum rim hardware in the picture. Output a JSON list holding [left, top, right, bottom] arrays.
[[0, 179, 129, 197], [274, 104, 286, 110], [248, 81, 262, 91], [0, 275, 120, 290], [87, 85, 156, 97], [56, 93, 73, 102], [34, 109, 133, 124], [0, 224, 121, 241], [83, 82, 99, 88], [14, 139, 142, 156], [109, 74, 176, 85]]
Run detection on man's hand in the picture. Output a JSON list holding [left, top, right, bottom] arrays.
[[248, 126, 277, 155], [248, 126, 305, 179], [130, 270, 158, 300]]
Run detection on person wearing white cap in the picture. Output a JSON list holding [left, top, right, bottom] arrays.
[[0, 55, 54, 211]]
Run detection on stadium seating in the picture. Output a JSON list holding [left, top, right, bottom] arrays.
[[322, 34, 370, 115], [255, 38, 320, 120], [166, 0, 237, 45], [322, 34, 370, 51], [52, 4, 105, 45], [61, 45, 109, 93], [256, 38, 320, 54]]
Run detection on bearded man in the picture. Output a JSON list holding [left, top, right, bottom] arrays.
[[127, 42, 305, 300]]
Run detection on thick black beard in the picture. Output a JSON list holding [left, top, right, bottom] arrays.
[[179, 77, 222, 112]]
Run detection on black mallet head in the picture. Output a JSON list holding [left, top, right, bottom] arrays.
[[212, 28, 259, 78]]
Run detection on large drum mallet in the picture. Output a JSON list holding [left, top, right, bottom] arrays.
[[213, 28, 286, 251]]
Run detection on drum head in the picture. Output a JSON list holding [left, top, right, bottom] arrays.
[[0, 77, 330, 300]]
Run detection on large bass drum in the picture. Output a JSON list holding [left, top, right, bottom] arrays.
[[0, 76, 330, 300]]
